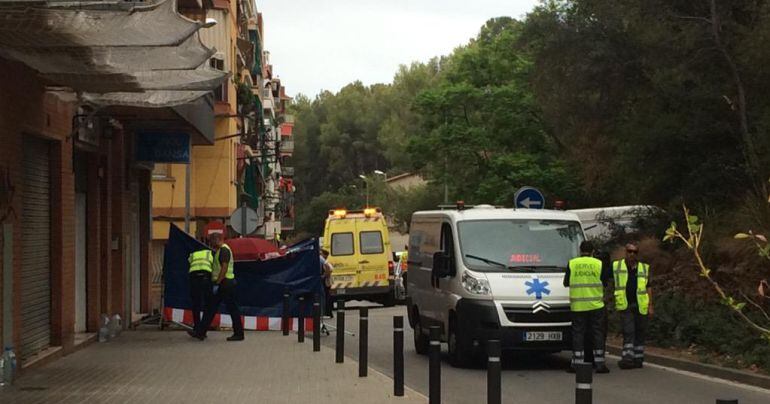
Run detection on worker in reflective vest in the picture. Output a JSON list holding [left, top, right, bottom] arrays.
[[189, 231, 244, 341], [188, 248, 214, 330], [564, 240, 611, 374], [614, 242, 653, 369]]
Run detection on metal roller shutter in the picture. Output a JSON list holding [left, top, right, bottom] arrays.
[[21, 137, 51, 360]]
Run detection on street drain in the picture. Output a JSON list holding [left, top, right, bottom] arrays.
[[20, 386, 47, 391]]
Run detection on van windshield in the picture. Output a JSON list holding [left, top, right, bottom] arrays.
[[458, 220, 583, 272]]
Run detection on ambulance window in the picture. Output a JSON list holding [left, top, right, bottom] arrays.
[[331, 233, 354, 256], [360, 231, 384, 254]]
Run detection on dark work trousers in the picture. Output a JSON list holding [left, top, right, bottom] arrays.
[[582, 310, 608, 365], [196, 278, 244, 337], [571, 308, 607, 368], [323, 285, 333, 317], [188, 271, 212, 330], [621, 308, 648, 364]]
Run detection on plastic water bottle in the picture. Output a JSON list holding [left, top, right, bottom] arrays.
[[99, 314, 111, 342], [1, 347, 17, 386], [109, 314, 122, 339]]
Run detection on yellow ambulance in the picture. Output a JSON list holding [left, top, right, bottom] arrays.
[[322, 207, 395, 306]]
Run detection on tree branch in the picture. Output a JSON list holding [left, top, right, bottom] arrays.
[[708, 0, 765, 195], [672, 14, 712, 24], [740, 291, 770, 323]]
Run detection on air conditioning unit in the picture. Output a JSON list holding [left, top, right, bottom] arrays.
[[74, 111, 100, 147]]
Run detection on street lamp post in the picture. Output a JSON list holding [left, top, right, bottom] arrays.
[[360, 171, 386, 208], [359, 174, 368, 207]]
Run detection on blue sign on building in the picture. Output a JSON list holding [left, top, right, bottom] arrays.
[[136, 132, 190, 163], [514, 186, 545, 209]]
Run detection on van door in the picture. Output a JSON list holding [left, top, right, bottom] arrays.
[[329, 224, 359, 291], [408, 219, 441, 322], [356, 218, 388, 288], [434, 222, 457, 328]]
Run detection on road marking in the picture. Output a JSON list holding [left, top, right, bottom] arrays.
[[606, 354, 770, 394]]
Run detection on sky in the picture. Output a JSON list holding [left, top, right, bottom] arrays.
[[257, 0, 540, 98]]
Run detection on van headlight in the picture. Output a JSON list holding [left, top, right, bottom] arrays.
[[462, 272, 491, 295]]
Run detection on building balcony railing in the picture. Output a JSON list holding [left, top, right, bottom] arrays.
[[281, 217, 295, 231], [280, 140, 294, 153], [262, 96, 274, 111]]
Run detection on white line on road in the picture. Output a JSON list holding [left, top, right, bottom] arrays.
[[606, 354, 770, 395]]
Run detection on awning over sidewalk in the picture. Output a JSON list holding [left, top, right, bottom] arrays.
[[0, 0, 201, 48], [0, 0, 226, 143]]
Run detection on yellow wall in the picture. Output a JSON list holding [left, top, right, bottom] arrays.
[[153, 220, 198, 240], [192, 118, 238, 215]]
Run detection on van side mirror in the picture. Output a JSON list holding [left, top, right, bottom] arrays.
[[432, 251, 452, 278]]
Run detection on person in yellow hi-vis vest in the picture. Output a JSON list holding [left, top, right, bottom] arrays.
[[564, 240, 611, 374], [614, 243, 653, 369], [188, 247, 214, 331], [189, 230, 244, 341]]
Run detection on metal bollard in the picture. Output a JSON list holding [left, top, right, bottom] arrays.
[[359, 307, 368, 377], [716, 400, 738, 404], [282, 288, 290, 336], [313, 294, 321, 352], [487, 340, 501, 404], [575, 362, 593, 404], [298, 295, 305, 343], [429, 325, 441, 404], [393, 316, 405, 397], [336, 300, 345, 363]]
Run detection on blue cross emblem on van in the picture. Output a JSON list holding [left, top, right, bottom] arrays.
[[525, 278, 550, 299]]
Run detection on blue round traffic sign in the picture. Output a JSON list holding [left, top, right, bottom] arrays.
[[514, 187, 545, 209]]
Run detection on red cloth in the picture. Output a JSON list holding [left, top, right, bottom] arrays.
[[225, 237, 280, 261]]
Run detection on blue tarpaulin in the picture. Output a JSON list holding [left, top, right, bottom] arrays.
[[163, 224, 321, 318]]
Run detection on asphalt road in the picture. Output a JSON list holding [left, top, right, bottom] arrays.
[[318, 303, 770, 404]]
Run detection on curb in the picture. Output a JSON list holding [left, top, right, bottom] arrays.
[[367, 362, 430, 401], [607, 344, 770, 390]]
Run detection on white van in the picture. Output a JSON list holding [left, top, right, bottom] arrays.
[[406, 205, 585, 366]]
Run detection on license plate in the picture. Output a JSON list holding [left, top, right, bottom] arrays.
[[334, 275, 354, 282], [524, 331, 562, 341]]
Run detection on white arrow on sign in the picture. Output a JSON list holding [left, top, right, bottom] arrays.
[[520, 197, 542, 208]]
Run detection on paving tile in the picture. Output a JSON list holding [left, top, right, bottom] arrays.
[[0, 329, 426, 404]]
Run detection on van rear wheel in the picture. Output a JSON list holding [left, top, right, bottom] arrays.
[[413, 315, 429, 355]]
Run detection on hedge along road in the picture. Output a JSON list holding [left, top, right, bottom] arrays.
[[320, 304, 770, 404]]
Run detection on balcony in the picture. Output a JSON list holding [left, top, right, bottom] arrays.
[[280, 140, 294, 154], [281, 217, 295, 231], [262, 96, 274, 111], [282, 167, 294, 177], [280, 121, 294, 137]]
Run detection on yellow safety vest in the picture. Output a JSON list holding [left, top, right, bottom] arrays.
[[188, 250, 213, 273], [613, 260, 650, 315], [568, 256, 605, 312], [213, 243, 235, 280]]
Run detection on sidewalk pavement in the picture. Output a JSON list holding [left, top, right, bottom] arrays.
[[0, 328, 427, 404]]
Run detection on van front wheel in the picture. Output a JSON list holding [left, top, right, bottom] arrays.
[[448, 318, 474, 367], [413, 315, 429, 355]]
